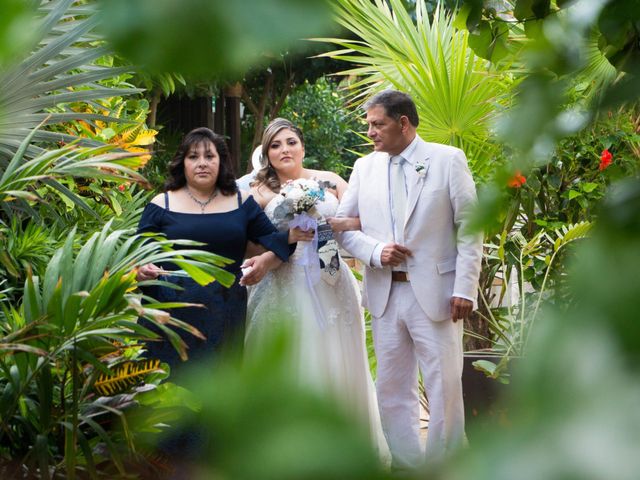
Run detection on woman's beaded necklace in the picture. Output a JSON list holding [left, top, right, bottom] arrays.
[[186, 186, 218, 213]]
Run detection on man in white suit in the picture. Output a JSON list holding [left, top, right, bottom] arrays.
[[335, 90, 482, 469]]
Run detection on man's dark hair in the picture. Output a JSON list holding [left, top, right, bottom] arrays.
[[363, 90, 419, 127]]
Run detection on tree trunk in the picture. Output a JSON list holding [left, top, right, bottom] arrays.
[[155, 94, 212, 136], [147, 88, 161, 129], [269, 72, 295, 119], [243, 73, 274, 173], [214, 94, 224, 135], [224, 82, 242, 176]]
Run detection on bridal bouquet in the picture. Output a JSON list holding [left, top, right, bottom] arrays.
[[273, 178, 339, 288], [273, 178, 325, 223]]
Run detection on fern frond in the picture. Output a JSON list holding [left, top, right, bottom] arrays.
[[553, 221, 593, 252]]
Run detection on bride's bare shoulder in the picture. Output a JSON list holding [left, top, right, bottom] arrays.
[[308, 169, 336, 183], [310, 170, 348, 193], [249, 183, 278, 209]]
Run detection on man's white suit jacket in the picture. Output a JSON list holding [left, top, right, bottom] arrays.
[[336, 137, 483, 321]]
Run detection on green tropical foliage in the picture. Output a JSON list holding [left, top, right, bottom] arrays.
[[0, 0, 152, 222], [278, 77, 363, 177], [97, 0, 332, 79], [0, 2, 240, 477], [471, 220, 592, 382], [0, 0, 140, 160], [0, 125, 145, 220], [318, 0, 514, 180], [512, 110, 640, 232], [0, 220, 233, 477]]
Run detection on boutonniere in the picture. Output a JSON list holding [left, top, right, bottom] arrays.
[[415, 160, 427, 178]]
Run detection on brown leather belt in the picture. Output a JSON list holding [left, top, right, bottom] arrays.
[[391, 271, 409, 282]]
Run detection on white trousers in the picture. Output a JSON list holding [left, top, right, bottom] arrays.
[[372, 282, 465, 469]]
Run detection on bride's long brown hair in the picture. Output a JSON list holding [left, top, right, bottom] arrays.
[[252, 118, 305, 193]]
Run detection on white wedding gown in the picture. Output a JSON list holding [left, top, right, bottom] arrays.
[[246, 192, 389, 459]]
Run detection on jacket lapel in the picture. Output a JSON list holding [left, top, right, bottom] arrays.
[[404, 141, 430, 226]]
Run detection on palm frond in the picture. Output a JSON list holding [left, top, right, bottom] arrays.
[[574, 29, 618, 104], [552, 221, 592, 252], [318, 0, 514, 180], [0, 0, 142, 162]]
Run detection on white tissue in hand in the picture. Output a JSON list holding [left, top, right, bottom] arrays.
[[241, 265, 253, 276]]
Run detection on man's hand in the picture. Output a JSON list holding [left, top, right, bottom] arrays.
[[136, 263, 163, 281], [450, 296, 473, 322], [326, 216, 361, 233], [380, 243, 412, 266], [288, 226, 315, 244]]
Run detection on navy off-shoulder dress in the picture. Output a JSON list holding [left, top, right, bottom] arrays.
[[137, 191, 289, 370]]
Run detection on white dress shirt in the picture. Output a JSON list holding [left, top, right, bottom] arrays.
[[370, 136, 419, 269]]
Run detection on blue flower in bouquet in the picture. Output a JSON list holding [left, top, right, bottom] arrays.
[[273, 178, 327, 223], [281, 178, 325, 212]]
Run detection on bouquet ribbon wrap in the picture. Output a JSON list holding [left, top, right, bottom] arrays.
[[289, 212, 327, 329]]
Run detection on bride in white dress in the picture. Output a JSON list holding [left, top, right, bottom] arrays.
[[246, 118, 389, 459]]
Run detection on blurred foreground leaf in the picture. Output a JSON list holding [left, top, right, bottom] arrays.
[[570, 178, 640, 358], [0, 0, 36, 66], [439, 177, 640, 480], [97, 0, 333, 78], [171, 327, 391, 480]]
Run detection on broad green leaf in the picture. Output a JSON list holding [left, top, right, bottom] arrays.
[[514, 0, 536, 21], [472, 359, 498, 376], [98, 0, 332, 78], [581, 182, 599, 193], [62, 293, 85, 335], [22, 274, 42, 324], [567, 189, 582, 199]]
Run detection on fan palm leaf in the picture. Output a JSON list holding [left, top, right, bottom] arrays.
[[316, 0, 514, 180], [0, 0, 141, 162], [574, 29, 618, 104]]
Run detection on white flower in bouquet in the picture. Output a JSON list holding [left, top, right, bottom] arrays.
[[273, 178, 326, 223], [286, 187, 305, 203]]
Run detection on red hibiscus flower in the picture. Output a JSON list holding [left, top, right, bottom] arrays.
[[118, 184, 126, 192], [599, 149, 613, 171], [508, 170, 527, 188]]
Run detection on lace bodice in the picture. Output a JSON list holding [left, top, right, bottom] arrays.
[[264, 191, 339, 232]]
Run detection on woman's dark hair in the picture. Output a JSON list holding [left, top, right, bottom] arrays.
[[363, 90, 420, 127], [164, 127, 238, 195], [252, 118, 305, 193]]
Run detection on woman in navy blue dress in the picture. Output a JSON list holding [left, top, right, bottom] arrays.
[[136, 127, 306, 371]]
